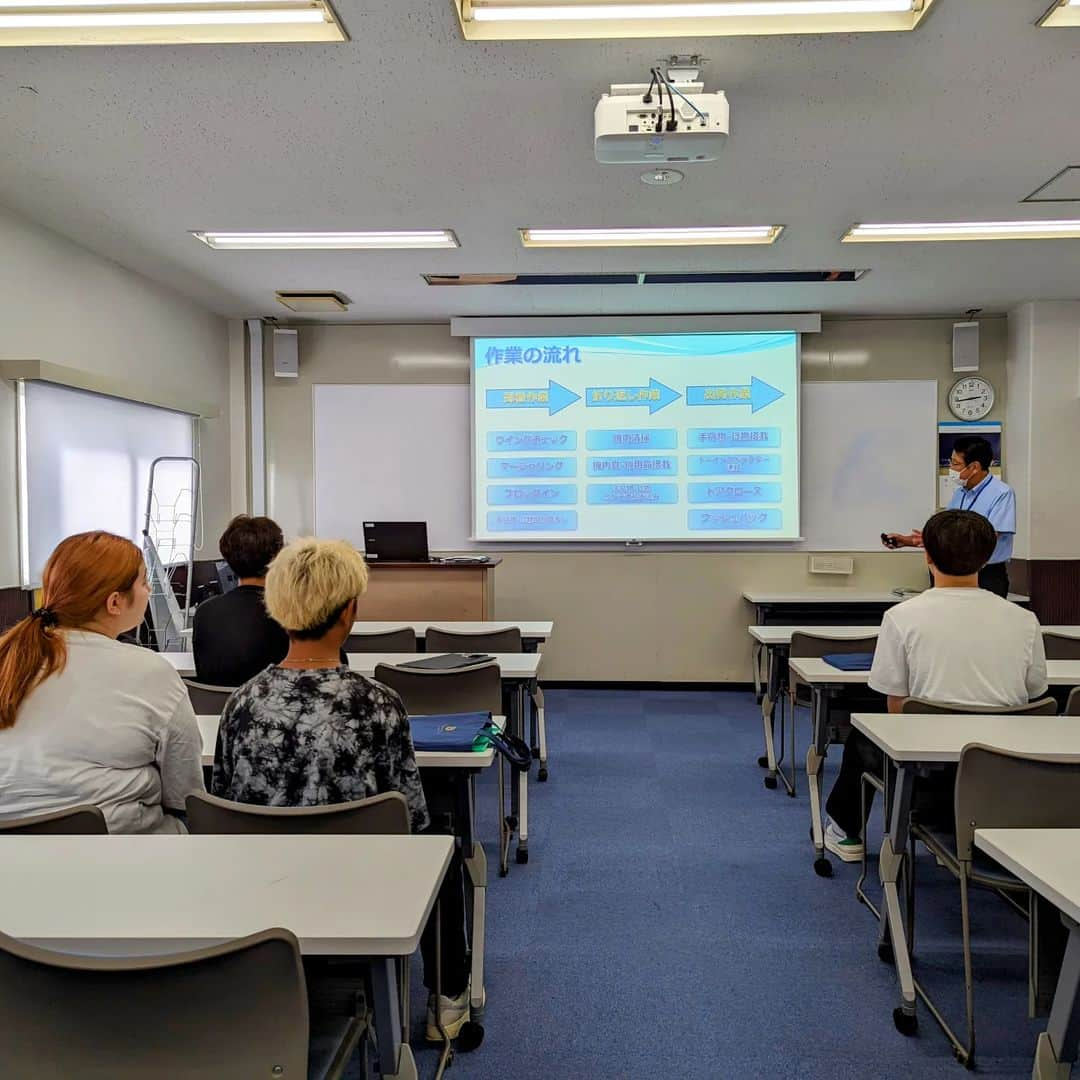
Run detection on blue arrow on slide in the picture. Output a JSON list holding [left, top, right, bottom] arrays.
[[584, 378, 682, 416], [686, 376, 785, 414], [485, 380, 582, 416]]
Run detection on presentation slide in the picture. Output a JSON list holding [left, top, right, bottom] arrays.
[[471, 332, 800, 541]]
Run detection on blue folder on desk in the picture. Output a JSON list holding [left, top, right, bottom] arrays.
[[822, 653, 875, 672], [409, 712, 495, 752]]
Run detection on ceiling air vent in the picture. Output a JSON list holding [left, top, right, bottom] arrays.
[[275, 291, 351, 313], [424, 270, 865, 287]]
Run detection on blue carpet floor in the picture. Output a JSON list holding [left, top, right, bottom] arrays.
[[404, 689, 1043, 1079]]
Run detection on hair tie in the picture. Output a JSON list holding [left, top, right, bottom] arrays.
[[32, 607, 59, 629]]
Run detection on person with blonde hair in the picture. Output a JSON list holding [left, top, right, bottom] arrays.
[[0, 531, 205, 833], [212, 537, 472, 1039]]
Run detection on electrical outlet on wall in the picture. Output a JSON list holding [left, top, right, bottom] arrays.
[[810, 555, 855, 575]]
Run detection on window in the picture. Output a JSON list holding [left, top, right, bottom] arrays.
[[18, 381, 196, 586]]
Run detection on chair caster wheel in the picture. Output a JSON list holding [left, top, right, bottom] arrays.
[[786, 788, 796, 799], [515, 848, 529, 865], [538, 767, 548, 782], [893, 1007, 917, 1036], [506, 815, 518, 830], [764, 775, 778, 790], [757, 755, 769, 768], [457, 1022, 485, 1052], [813, 857, 833, 878], [878, 941, 894, 965]]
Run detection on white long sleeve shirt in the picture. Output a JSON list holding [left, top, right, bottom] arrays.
[[0, 630, 205, 834]]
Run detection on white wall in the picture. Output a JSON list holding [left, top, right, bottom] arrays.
[[0, 207, 231, 587], [261, 317, 1008, 681]]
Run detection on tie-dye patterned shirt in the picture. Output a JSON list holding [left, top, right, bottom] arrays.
[[211, 666, 429, 833]]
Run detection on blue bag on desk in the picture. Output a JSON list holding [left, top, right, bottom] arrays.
[[409, 712, 533, 770], [822, 653, 875, 672]]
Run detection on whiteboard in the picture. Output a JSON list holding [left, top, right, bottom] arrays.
[[800, 380, 937, 551], [313, 384, 472, 552], [312, 379, 937, 553]]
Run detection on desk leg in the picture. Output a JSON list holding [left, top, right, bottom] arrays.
[[1034, 916, 1080, 1080], [879, 765, 918, 1035], [760, 644, 779, 783], [466, 841, 488, 1019], [807, 686, 831, 877], [370, 958, 418, 1080], [515, 683, 529, 866]]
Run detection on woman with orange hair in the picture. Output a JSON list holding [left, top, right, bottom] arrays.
[[0, 531, 205, 833]]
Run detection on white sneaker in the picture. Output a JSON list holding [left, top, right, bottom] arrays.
[[426, 985, 470, 1041], [824, 820, 864, 863]]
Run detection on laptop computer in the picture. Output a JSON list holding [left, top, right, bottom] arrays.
[[362, 521, 429, 562]]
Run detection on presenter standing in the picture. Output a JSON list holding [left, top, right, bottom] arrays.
[[882, 436, 1015, 598]]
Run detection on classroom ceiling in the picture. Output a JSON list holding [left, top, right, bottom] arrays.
[[1, 0, 1079, 323]]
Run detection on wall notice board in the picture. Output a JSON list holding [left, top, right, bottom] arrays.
[[313, 380, 937, 553]]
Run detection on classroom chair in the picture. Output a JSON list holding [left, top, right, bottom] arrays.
[[903, 744, 1080, 1069], [0, 804, 107, 835], [787, 631, 879, 799], [0, 927, 364, 1080], [185, 790, 468, 1072], [1043, 633, 1080, 661], [183, 679, 239, 715], [344, 627, 417, 653], [425, 628, 550, 782], [857, 695, 1062, 915], [1066, 687, 1080, 717]]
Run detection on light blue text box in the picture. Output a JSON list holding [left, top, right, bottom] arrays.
[[486, 511, 578, 533], [487, 457, 577, 479], [486, 484, 578, 506], [687, 482, 782, 504], [689, 509, 783, 531], [586, 429, 677, 451], [586, 483, 679, 506], [587, 455, 678, 477], [487, 430, 577, 452], [686, 454, 782, 477], [687, 428, 780, 449]]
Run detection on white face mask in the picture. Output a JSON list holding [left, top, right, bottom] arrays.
[[950, 466, 970, 488]]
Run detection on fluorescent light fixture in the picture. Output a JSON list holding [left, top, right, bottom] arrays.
[[0, 0, 346, 45], [842, 219, 1080, 242], [455, 0, 932, 39], [1038, 0, 1080, 27], [193, 230, 460, 250], [519, 225, 784, 247]]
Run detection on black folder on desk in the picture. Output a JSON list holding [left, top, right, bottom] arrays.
[[399, 653, 493, 671]]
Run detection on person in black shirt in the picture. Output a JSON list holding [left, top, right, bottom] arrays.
[[192, 515, 289, 687]]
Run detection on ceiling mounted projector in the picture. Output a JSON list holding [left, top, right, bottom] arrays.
[[595, 68, 728, 164]]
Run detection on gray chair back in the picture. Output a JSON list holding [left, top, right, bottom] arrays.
[[1043, 633, 1080, 660], [344, 628, 417, 653], [1067, 687, 1080, 717], [186, 790, 410, 836], [425, 626, 522, 654], [789, 632, 878, 660], [954, 744, 1080, 861], [901, 696, 1059, 716], [0, 805, 107, 835], [372, 659, 503, 716], [183, 680, 238, 715], [0, 927, 309, 1079]]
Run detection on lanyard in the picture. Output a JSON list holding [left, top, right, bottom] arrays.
[[959, 477, 992, 514]]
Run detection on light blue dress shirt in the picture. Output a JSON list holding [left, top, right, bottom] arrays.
[[947, 473, 1016, 565]]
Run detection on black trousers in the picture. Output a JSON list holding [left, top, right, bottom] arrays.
[[928, 561, 1009, 598], [825, 729, 955, 841], [419, 775, 470, 997]]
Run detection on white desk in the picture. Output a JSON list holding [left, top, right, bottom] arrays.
[[0, 834, 452, 1080], [853, 717, 1080, 1044], [975, 828, 1080, 1080], [787, 658, 1080, 874], [351, 620, 552, 648]]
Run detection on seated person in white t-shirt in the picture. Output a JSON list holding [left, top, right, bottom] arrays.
[[823, 509, 1047, 863], [0, 531, 205, 834]]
